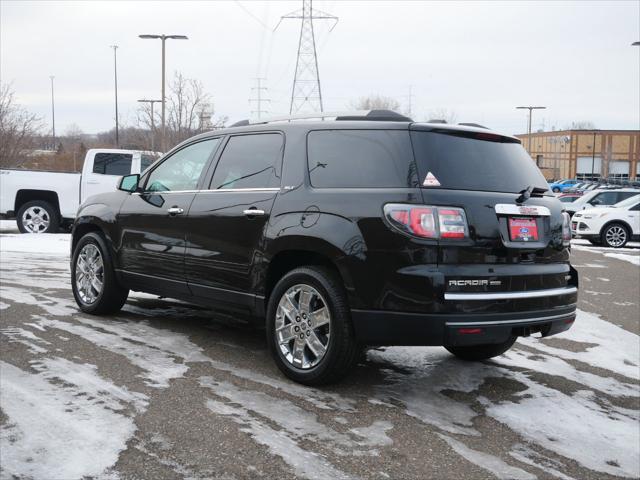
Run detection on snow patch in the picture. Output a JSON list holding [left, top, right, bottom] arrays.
[[0, 361, 139, 480], [438, 434, 536, 480]]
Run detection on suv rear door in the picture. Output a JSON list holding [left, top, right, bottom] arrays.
[[409, 126, 571, 307], [184, 132, 284, 312]]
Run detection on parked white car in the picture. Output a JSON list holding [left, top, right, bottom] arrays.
[[564, 187, 640, 216], [571, 194, 640, 247], [0, 149, 160, 233]]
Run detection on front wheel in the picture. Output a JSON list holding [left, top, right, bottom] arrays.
[[445, 336, 516, 361], [266, 266, 359, 385], [71, 232, 129, 314], [601, 223, 629, 248]]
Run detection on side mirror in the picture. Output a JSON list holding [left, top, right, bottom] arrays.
[[118, 174, 140, 192]]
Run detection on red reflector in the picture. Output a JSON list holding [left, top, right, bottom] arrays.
[[564, 319, 575, 324], [441, 231, 465, 239], [458, 328, 483, 335]]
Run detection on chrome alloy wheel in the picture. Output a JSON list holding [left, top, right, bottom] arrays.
[[275, 284, 331, 369], [605, 225, 627, 247], [75, 244, 104, 304], [22, 206, 50, 233]]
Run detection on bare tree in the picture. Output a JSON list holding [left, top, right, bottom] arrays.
[[426, 108, 458, 124], [0, 83, 42, 168], [136, 72, 227, 150], [349, 94, 400, 111], [565, 121, 596, 130]]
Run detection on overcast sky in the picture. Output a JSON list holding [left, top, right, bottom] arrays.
[[1, 0, 639, 136]]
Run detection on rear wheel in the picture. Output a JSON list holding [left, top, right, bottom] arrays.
[[445, 336, 516, 361], [552, 187, 561, 193], [17, 200, 59, 234], [71, 232, 129, 314], [601, 223, 629, 248], [266, 266, 358, 385]]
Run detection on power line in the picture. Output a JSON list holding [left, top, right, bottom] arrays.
[[249, 77, 270, 120], [275, 0, 338, 114]]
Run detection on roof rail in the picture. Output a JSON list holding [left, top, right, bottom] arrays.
[[458, 122, 490, 129], [230, 110, 412, 128]]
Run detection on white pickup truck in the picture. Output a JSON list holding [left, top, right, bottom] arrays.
[[0, 149, 159, 233]]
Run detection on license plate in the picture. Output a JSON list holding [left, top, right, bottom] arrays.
[[509, 217, 538, 241]]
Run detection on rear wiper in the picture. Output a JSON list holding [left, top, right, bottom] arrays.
[[516, 185, 548, 203]]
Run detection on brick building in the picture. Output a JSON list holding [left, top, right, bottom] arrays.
[[516, 129, 640, 181]]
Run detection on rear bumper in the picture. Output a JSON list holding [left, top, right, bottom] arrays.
[[351, 305, 576, 346]]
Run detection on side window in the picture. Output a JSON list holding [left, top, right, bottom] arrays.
[[630, 203, 640, 211], [140, 154, 159, 172], [209, 133, 283, 190], [307, 130, 416, 188], [590, 192, 618, 206], [617, 192, 638, 203], [93, 153, 133, 175], [145, 138, 219, 192]]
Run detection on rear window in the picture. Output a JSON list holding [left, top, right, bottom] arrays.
[[307, 130, 417, 188], [410, 130, 548, 193], [93, 153, 133, 175]]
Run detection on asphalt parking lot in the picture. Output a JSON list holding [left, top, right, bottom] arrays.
[[1, 221, 638, 480]]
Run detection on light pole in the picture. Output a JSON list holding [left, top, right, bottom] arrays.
[[138, 34, 188, 151], [110, 45, 119, 146], [516, 106, 546, 156], [49, 75, 56, 150], [137, 99, 162, 151]]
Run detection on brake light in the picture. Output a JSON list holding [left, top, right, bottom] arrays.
[[384, 204, 469, 240], [562, 212, 571, 246]]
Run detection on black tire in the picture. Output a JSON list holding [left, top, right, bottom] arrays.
[[445, 336, 517, 361], [601, 223, 629, 248], [266, 266, 359, 385], [16, 200, 60, 234], [552, 187, 561, 193], [71, 232, 129, 315]]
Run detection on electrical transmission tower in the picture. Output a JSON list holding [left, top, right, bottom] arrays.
[[249, 77, 270, 120], [275, 0, 338, 114]]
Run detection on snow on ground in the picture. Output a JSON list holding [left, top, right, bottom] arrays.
[[571, 239, 640, 266], [0, 219, 18, 233], [0, 232, 639, 479]]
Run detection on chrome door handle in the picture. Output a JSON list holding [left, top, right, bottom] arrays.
[[243, 209, 266, 217], [167, 207, 184, 215]]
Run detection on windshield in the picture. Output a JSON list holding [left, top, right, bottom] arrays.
[[613, 194, 640, 208], [410, 130, 549, 194]]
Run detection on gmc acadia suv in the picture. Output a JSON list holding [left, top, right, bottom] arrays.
[[70, 110, 578, 385]]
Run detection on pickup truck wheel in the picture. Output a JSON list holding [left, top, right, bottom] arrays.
[[445, 336, 517, 361], [17, 200, 59, 234], [266, 266, 358, 385], [71, 232, 129, 315]]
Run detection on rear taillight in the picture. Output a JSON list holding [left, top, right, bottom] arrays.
[[562, 212, 571, 246], [384, 204, 469, 239]]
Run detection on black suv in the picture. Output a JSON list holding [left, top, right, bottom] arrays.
[[70, 110, 578, 385]]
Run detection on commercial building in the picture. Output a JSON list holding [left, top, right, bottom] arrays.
[[516, 129, 640, 181]]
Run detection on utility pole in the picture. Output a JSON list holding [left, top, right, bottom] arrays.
[[137, 99, 162, 151], [139, 34, 188, 152], [275, 0, 338, 114], [516, 106, 546, 155], [249, 77, 270, 120], [49, 75, 56, 150], [110, 45, 119, 146]]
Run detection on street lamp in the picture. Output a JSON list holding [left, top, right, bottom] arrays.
[[138, 34, 188, 151], [516, 106, 546, 155], [110, 45, 119, 146], [49, 75, 56, 150], [137, 99, 162, 151]]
